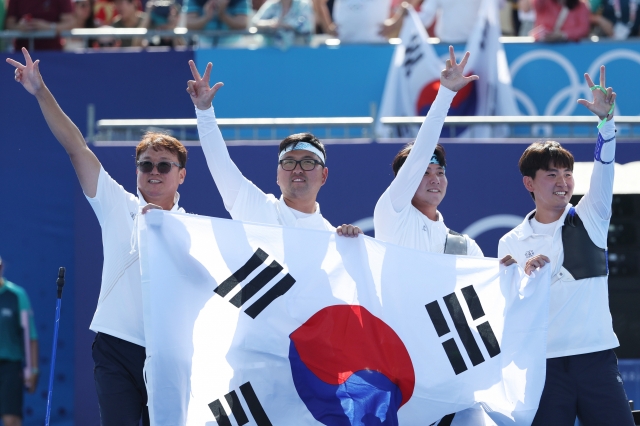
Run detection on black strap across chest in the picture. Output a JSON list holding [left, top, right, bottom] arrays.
[[562, 207, 608, 280]]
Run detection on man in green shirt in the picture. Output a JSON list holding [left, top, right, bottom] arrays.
[[0, 256, 39, 426]]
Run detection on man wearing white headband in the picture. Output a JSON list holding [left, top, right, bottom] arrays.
[[186, 60, 361, 236]]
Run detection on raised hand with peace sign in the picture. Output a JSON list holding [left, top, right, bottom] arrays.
[[187, 60, 224, 111], [7, 47, 45, 97], [440, 45, 479, 93], [6, 47, 101, 197], [577, 65, 616, 123]]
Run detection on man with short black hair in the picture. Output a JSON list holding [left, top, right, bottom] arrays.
[[0, 256, 39, 426], [186, 60, 361, 236], [374, 46, 482, 257], [498, 66, 634, 425], [8, 48, 189, 426], [374, 46, 492, 425]]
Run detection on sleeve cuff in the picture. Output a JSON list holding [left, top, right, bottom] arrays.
[[427, 86, 456, 114], [599, 118, 615, 140], [436, 86, 457, 102], [195, 105, 216, 118]]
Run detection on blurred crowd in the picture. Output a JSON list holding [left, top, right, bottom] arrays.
[[0, 0, 638, 51]]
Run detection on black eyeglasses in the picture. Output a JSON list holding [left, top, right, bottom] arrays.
[[279, 159, 324, 171], [136, 161, 182, 174]]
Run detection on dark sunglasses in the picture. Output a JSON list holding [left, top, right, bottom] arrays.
[[136, 160, 182, 174]]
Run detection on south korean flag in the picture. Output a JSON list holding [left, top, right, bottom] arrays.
[[138, 211, 550, 425]]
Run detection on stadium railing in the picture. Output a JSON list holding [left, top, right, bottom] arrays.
[[89, 113, 640, 145], [0, 28, 542, 51], [0, 27, 309, 50]]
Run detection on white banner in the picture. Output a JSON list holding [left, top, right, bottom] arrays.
[[139, 211, 549, 425]]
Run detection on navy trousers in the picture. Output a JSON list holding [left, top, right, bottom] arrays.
[[92, 333, 150, 426], [532, 349, 634, 426]]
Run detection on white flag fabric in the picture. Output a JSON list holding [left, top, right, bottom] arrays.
[[376, 0, 518, 139], [376, 6, 442, 138], [139, 211, 549, 426], [461, 0, 519, 137]]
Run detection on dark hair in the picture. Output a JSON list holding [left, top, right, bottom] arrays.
[[136, 132, 188, 168], [519, 140, 574, 199], [76, 0, 96, 28], [392, 142, 446, 176], [278, 133, 326, 163]]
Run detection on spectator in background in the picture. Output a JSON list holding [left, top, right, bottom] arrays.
[[183, 0, 250, 47], [518, 0, 536, 36], [591, 0, 639, 39], [0, 255, 39, 426], [94, 0, 117, 25], [252, 0, 314, 45], [509, 0, 522, 35], [139, 0, 186, 47], [381, 0, 482, 44], [252, 0, 267, 9], [319, 0, 391, 43], [5, 0, 76, 50], [530, 0, 590, 41], [313, 0, 336, 36], [64, 0, 97, 50], [111, 0, 145, 46]]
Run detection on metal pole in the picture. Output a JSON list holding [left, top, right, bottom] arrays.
[[86, 104, 95, 144], [45, 267, 66, 426]]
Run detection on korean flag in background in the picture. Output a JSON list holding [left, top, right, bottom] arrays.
[[377, 0, 518, 139]]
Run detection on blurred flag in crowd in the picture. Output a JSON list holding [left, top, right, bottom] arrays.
[[377, 0, 518, 138]]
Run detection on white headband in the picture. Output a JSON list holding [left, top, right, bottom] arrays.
[[278, 142, 325, 163]]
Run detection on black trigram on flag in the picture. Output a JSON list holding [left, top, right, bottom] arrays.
[[208, 382, 272, 426], [214, 248, 296, 319], [426, 285, 501, 375]]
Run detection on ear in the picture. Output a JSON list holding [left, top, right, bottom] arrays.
[[321, 166, 328, 185], [523, 176, 535, 192], [179, 167, 186, 184]]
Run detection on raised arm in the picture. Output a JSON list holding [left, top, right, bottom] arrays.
[[7, 48, 101, 197], [186, 60, 252, 210], [576, 65, 617, 222], [388, 46, 478, 211]]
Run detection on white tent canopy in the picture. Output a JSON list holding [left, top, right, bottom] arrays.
[[573, 161, 640, 195]]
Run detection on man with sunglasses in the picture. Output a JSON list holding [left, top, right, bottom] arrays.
[[8, 48, 187, 426], [186, 60, 361, 235]]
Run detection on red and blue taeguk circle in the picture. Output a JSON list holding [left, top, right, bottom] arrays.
[[289, 305, 415, 425], [416, 77, 478, 137]]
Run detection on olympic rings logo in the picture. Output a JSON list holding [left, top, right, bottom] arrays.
[[509, 48, 640, 116]]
